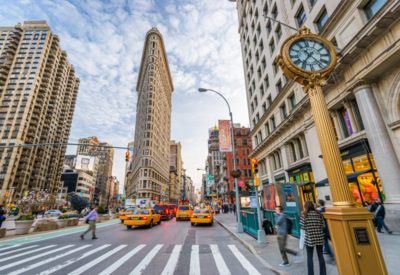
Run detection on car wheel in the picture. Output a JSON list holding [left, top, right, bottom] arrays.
[[158, 220, 161, 225], [191, 223, 195, 226], [127, 225, 132, 229]]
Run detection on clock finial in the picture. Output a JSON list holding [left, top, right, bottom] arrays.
[[298, 26, 311, 35]]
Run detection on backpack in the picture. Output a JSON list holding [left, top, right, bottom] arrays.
[[286, 217, 293, 234]]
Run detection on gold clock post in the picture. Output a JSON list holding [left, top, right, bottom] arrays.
[[277, 27, 387, 275]]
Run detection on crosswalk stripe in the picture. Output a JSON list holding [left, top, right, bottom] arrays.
[[39, 244, 111, 275], [0, 245, 21, 252], [7, 245, 92, 275], [0, 245, 56, 263], [129, 244, 163, 275], [0, 245, 39, 256], [0, 245, 74, 271], [189, 244, 200, 275], [227, 245, 261, 275], [99, 245, 146, 275], [161, 244, 182, 275], [68, 245, 127, 275], [210, 244, 231, 275]]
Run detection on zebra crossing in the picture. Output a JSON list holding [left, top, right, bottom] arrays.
[[0, 243, 269, 275]]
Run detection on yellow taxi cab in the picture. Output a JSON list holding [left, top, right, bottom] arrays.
[[124, 208, 161, 229], [176, 205, 192, 221], [119, 207, 135, 223], [191, 207, 213, 226]]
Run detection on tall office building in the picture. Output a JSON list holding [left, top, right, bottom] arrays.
[[169, 140, 183, 203], [126, 28, 174, 202], [0, 21, 79, 202], [232, 0, 400, 229], [76, 136, 114, 204]]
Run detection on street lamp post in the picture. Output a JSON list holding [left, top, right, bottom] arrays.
[[198, 88, 243, 233]]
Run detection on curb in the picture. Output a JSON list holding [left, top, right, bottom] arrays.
[[215, 217, 286, 275]]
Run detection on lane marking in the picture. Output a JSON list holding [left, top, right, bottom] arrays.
[[210, 244, 231, 275], [189, 244, 200, 275], [99, 245, 146, 275], [7, 245, 92, 275], [227, 245, 261, 275], [0, 219, 119, 246], [39, 244, 111, 275], [68, 245, 127, 275], [161, 244, 182, 275], [0, 245, 56, 263], [129, 244, 163, 275], [0, 244, 39, 256], [0, 244, 22, 253], [0, 245, 74, 271]]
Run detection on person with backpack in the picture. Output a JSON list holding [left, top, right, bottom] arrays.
[[369, 199, 392, 234], [317, 199, 334, 260], [301, 201, 326, 275], [275, 206, 297, 266]]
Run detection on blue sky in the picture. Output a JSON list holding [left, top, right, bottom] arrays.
[[1, 0, 249, 190]]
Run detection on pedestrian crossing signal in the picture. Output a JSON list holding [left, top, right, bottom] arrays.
[[125, 151, 130, 162]]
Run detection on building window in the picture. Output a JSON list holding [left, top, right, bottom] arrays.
[[266, 21, 272, 34], [273, 61, 279, 74], [352, 100, 365, 130], [280, 103, 287, 119], [270, 116, 276, 130], [262, 103, 267, 114], [290, 0, 296, 7], [276, 79, 283, 93], [296, 5, 307, 27], [269, 38, 275, 54], [263, 2, 269, 15], [288, 93, 296, 110], [271, 4, 278, 19], [275, 25, 282, 41], [264, 75, 269, 90], [338, 107, 353, 138], [316, 7, 329, 32], [267, 95, 272, 106], [364, 0, 387, 20], [265, 122, 270, 136], [309, 0, 317, 8]]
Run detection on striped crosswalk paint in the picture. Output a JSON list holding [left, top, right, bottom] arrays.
[[0, 245, 56, 263], [0, 244, 39, 256], [0, 245, 74, 271], [99, 245, 146, 275], [39, 244, 111, 275], [129, 244, 163, 275], [7, 245, 92, 275], [189, 245, 200, 275], [0, 245, 21, 252], [161, 244, 182, 275], [210, 244, 231, 275], [228, 245, 261, 275], [68, 245, 127, 275]]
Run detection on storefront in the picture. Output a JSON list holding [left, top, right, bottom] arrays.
[[316, 139, 384, 206], [287, 163, 317, 205]]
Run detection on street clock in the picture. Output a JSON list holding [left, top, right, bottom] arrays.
[[277, 26, 337, 88]]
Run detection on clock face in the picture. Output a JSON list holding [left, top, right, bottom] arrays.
[[289, 38, 331, 72]]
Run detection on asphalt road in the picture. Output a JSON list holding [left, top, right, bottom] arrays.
[[0, 218, 274, 275]]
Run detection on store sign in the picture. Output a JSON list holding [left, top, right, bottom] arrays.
[[218, 120, 232, 152]]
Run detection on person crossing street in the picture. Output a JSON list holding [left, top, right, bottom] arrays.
[[80, 205, 98, 240]]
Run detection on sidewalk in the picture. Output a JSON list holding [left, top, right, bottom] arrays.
[[215, 213, 399, 275]]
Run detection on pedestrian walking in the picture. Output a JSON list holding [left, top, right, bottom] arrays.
[[80, 205, 98, 240], [301, 201, 326, 275], [0, 205, 6, 228], [233, 203, 236, 215], [369, 199, 392, 234], [317, 199, 334, 260], [275, 206, 297, 266]]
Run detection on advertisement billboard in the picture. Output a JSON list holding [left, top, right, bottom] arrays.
[[218, 120, 232, 152], [75, 155, 97, 171]]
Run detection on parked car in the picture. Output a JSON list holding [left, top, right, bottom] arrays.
[[44, 209, 62, 217], [153, 205, 172, 220]]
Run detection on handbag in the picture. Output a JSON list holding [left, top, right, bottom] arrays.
[[299, 229, 305, 250]]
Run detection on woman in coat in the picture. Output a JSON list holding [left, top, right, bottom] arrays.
[[300, 201, 326, 275]]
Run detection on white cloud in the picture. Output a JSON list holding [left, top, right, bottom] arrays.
[[4, 0, 248, 191]]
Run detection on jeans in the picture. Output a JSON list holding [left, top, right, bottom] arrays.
[[277, 235, 297, 263], [375, 216, 391, 232], [324, 235, 334, 259], [306, 245, 326, 275]]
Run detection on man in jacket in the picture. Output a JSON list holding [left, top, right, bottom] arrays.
[[370, 199, 392, 234], [80, 205, 98, 240], [275, 206, 297, 266]]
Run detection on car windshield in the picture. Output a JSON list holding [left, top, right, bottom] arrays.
[[126, 208, 136, 212], [154, 205, 167, 211], [179, 206, 189, 210], [134, 209, 149, 215], [194, 209, 210, 214]]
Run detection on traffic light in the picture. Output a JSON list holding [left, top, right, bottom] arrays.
[[250, 158, 258, 175], [125, 151, 130, 162], [254, 175, 260, 187]]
